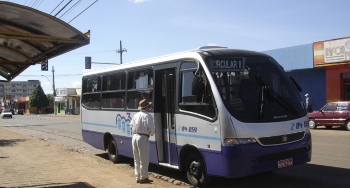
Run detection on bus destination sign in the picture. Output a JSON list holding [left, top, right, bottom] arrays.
[[209, 58, 245, 71]]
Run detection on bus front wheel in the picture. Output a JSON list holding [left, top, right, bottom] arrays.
[[185, 152, 211, 187], [107, 139, 122, 163]]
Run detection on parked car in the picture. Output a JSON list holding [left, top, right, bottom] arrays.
[[10, 109, 16, 115], [44, 108, 53, 114], [1, 109, 13, 118], [308, 101, 350, 130], [17, 109, 24, 115]]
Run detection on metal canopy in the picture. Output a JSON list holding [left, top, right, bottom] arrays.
[[0, 2, 90, 82]]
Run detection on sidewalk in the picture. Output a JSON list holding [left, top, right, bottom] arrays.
[[0, 126, 186, 188]]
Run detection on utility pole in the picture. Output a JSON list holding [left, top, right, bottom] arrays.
[[117, 40, 127, 64], [52, 66, 56, 115]]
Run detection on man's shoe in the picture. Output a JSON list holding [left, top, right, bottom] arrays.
[[136, 180, 139, 183], [139, 178, 153, 184]]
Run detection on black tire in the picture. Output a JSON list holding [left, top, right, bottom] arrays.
[[346, 120, 350, 131], [185, 152, 211, 187], [107, 139, 122, 163], [309, 119, 317, 129], [325, 126, 332, 129]]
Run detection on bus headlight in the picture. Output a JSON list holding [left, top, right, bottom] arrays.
[[224, 138, 257, 145]]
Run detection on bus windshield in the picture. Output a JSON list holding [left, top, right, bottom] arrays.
[[206, 56, 305, 123]]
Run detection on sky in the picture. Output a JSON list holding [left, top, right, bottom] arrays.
[[4, 0, 350, 94]]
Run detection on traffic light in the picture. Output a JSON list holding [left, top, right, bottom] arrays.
[[41, 60, 48, 71], [85, 56, 91, 69]]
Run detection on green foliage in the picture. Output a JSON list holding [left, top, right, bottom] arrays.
[[46, 94, 54, 100], [29, 85, 49, 113]]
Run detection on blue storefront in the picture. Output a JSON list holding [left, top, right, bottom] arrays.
[[263, 36, 350, 110], [263, 44, 326, 110]]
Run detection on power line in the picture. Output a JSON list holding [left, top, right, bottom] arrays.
[[59, 0, 81, 19], [50, 0, 65, 15], [28, 0, 35, 7], [54, 0, 73, 17], [34, 0, 43, 9], [65, 50, 117, 55], [29, 0, 37, 7], [31, 0, 42, 9], [69, 0, 98, 23], [13, 0, 98, 25]]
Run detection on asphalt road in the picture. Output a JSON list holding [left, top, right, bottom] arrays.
[[1, 114, 350, 187]]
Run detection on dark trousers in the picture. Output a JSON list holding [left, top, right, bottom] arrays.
[[307, 105, 313, 113]]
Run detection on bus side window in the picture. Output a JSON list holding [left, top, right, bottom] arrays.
[[82, 76, 101, 109], [126, 69, 153, 109], [82, 93, 100, 109], [101, 72, 126, 109]]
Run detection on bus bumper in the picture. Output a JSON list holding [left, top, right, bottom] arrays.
[[202, 133, 312, 178]]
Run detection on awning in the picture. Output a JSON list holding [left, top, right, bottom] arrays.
[[0, 2, 90, 81]]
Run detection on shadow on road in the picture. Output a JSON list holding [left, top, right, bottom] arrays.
[[95, 152, 350, 188], [0, 139, 25, 147], [95, 153, 189, 184], [207, 163, 350, 188], [3, 182, 96, 188], [312, 126, 347, 131]]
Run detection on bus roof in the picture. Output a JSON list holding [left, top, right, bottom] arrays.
[[83, 46, 269, 76]]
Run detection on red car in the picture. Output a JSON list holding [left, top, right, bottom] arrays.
[[308, 101, 350, 131]]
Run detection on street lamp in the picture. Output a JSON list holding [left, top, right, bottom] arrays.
[[41, 66, 56, 115]]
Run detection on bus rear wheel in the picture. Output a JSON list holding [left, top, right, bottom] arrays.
[[107, 139, 122, 163], [185, 152, 211, 187]]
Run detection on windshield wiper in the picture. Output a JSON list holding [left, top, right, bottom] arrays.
[[255, 76, 298, 115], [258, 85, 267, 119]]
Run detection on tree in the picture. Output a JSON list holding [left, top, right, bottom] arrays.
[[46, 94, 54, 101], [29, 85, 49, 113]]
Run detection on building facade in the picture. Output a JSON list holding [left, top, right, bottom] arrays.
[[0, 80, 81, 115], [263, 36, 350, 110], [0, 80, 40, 111], [55, 88, 81, 115]]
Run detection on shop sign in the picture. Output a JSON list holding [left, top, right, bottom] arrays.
[[314, 37, 350, 66], [55, 97, 67, 101]]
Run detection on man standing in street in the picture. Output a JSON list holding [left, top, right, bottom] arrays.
[[130, 99, 155, 184], [305, 93, 313, 112]]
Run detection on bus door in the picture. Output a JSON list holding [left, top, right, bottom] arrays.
[[154, 68, 177, 165]]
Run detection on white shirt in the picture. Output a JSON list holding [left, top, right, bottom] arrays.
[[130, 110, 155, 136]]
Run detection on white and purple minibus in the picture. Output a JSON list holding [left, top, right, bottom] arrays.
[[81, 46, 311, 186]]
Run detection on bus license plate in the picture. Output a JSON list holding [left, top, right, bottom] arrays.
[[278, 158, 293, 168]]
